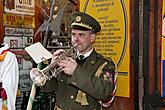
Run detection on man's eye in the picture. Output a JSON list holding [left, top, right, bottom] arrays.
[[79, 33, 85, 37], [71, 33, 76, 37]]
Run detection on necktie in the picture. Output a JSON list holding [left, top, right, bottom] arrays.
[[79, 55, 85, 60], [76, 55, 87, 66]]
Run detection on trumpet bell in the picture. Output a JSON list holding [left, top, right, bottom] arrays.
[[30, 68, 47, 86], [29, 44, 78, 86]]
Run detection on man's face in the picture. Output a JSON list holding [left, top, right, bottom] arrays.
[[71, 29, 96, 54]]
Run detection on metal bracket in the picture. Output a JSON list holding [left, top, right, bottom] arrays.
[[148, 90, 165, 107]]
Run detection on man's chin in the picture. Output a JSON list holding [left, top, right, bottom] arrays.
[[76, 46, 82, 50]]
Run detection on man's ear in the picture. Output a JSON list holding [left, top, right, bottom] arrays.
[[90, 33, 96, 43]]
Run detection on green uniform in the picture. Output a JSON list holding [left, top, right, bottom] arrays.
[[41, 50, 116, 110]]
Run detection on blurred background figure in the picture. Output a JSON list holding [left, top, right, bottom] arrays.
[[0, 43, 19, 110]]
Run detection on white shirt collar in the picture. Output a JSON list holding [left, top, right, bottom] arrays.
[[77, 48, 93, 59]]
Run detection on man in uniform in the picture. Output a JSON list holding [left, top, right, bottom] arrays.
[[41, 12, 117, 110]]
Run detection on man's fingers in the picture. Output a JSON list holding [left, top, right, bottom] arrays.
[[53, 49, 65, 56]]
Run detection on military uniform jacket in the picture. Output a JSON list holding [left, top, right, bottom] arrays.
[[42, 50, 116, 110]]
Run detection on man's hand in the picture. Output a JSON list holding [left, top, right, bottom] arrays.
[[57, 57, 77, 75], [51, 49, 65, 63]]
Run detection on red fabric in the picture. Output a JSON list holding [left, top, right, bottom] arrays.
[[0, 88, 7, 100], [1, 49, 9, 55]]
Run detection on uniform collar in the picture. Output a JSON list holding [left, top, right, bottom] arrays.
[[83, 49, 99, 68]]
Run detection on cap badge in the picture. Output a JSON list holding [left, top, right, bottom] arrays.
[[76, 16, 81, 22]]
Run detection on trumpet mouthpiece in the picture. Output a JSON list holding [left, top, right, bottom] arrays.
[[73, 43, 78, 47]]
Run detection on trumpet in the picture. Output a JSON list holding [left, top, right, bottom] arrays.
[[30, 44, 77, 86]]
